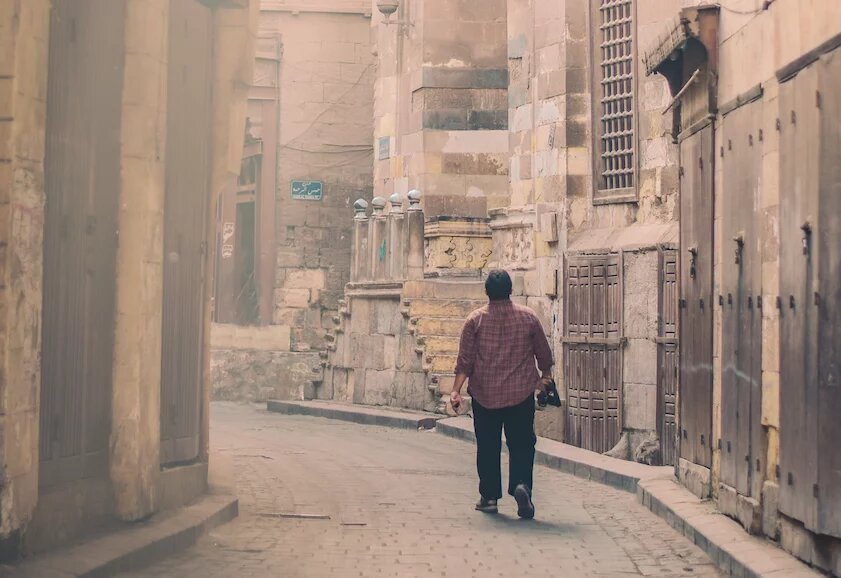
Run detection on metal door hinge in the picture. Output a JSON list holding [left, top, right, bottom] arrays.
[[801, 221, 812, 256], [733, 232, 745, 265]]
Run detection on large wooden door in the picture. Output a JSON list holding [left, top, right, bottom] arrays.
[[779, 49, 841, 538], [779, 62, 820, 534], [160, 0, 214, 465], [815, 48, 841, 540], [720, 100, 765, 499], [564, 255, 622, 454], [657, 249, 679, 467], [39, 0, 125, 490], [678, 125, 714, 470]]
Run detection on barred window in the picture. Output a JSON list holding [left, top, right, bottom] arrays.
[[593, 0, 637, 201]]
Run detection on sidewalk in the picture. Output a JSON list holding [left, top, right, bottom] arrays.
[[2, 475, 237, 578], [267, 399, 821, 578]]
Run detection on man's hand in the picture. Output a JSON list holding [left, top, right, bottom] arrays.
[[450, 390, 463, 412]]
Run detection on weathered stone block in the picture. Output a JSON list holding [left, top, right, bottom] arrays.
[[623, 339, 657, 385], [623, 382, 656, 431], [781, 517, 815, 566], [285, 268, 326, 291], [275, 288, 311, 309], [761, 481, 780, 540], [718, 484, 739, 519], [678, 458, 711, 499], [211, 349, 321, 403]]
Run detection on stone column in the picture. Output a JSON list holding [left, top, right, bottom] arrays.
[[351, 199, 369, 282], [388, 193, 405, 280], [110, 0, 170, 521], [370, 197, 388, 281], [0, 0, 51, 548], [406, 190, 425, 280]]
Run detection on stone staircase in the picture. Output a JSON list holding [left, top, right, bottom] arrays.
[[401, 282, 486, 412]]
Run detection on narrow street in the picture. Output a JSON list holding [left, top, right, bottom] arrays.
[[121, 403, 721, 578]]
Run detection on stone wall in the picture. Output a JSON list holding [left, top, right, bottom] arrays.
[[0, 0, 260, 559], [501, 0, 686, 458], [210, 323, 322, 403], [0, 0, 50, 553], [324, 294, 432, 410], [373, 0, 509, 215], [266, 7, 375, 351]]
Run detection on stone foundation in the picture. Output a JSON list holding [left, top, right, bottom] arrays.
[[211, 349, 322, 403], [678, 458, 711, 499]]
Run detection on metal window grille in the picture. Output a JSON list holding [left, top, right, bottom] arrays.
[[596, 0, 635, 194]]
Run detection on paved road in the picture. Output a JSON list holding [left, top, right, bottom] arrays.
[[122, 403, 721, 578]]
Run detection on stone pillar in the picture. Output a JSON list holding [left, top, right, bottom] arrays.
[[110, 0, 170, 521], [0, 0, 51, 551], [406, 190, 425, 280], [388, 193, 405, 279], [370, 197, 388, 281], [351, 199, 369, 282]]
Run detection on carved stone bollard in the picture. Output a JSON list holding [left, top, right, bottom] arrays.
[[388, 192, 405, 280], [352, 199, 369, 282], [370, 197, 387, 281], [406, 189, 424, 280]]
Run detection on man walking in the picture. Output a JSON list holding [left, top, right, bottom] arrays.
[[450, 270, 554, 519]]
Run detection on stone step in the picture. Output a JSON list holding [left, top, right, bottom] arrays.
[[402, 280, 487, 301], [431, 373, 459, 394], [418, 336, 460, 354], [409, 299, 484, 320], [424, 353, 458, 374], [415, 317, 465, 337]]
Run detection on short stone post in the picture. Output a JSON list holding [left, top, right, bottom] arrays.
[[406, 189, 424, 280], [370, 197, 387, 280], [352, 199, 369, 282], [388, 192, 405, 280]]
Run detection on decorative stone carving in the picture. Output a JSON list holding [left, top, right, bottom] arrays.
[[424, 217, 493, 275], [488, 208, 536, 271]]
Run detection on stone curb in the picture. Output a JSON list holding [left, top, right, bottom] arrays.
[[638, 479, 822, 578], [267, 399, 442, 430], [267, 400, 821, 578], [3, 494, 238, 578], [435, 417, 669, 494]]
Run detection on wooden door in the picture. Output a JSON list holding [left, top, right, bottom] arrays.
[[778, 62, 820, 533], [779, 49, 841, 539], [815, 49, 841, 539], [564, 255, 622, 454], [720, 100, 765, 499], [160, 0, 214, 465], [657, 249, 679, 466], [39, 0, 125, 490], [678, 124, 714, 470]]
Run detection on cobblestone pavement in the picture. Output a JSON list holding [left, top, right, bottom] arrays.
[[121, 403, 722, 578]]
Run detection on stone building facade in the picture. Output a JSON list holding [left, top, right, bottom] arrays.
[[318, 0, 841, 573], [0, 0, 258, 561], [642, 1, 841, 573], [210, 0, 374, 402]]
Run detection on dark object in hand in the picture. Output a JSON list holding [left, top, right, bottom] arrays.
[[537, 379, 562, 408]]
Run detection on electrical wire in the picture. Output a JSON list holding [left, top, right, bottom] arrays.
[[279, 61, 375, 153], [719, 0, 775, 16]]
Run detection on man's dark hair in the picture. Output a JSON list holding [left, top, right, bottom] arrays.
[[485, 270, 513, 301]]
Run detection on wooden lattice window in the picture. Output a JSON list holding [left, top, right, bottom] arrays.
[[592, 0, 637, 203]]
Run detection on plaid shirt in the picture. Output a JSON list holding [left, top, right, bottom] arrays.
[[454, 300, 554, 409]]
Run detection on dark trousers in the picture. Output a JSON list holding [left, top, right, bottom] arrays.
[[472, 395, 536, 500]]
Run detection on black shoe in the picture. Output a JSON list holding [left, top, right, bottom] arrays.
[[475, 497, 498, 514], [514, 484, 535, 519]]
